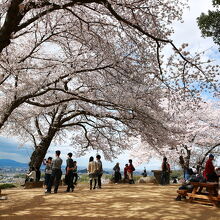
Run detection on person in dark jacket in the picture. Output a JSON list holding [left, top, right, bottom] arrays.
[[160, 157, 171, 185], [96, 155, 103, 188], [113, 163, 121, 183], [65, 152, 74, 192]]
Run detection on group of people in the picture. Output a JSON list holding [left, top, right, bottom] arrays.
[[87, 155, 103, 190], [25, 150, 77, 193], [113, 159, 135, 184], [25, 150, 137, 193], [42, 151, 104, 193], [175, 154, 220, 201], [25, 150, 219, 195]]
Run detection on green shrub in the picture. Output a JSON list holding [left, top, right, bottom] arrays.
[[170, 170, 183, 179], [14, 174, 26, 178], [78, 174, 89, 182], [0, 183, 16, 189]]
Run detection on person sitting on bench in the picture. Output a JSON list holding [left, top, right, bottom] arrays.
[[25, 167, 36, 183], [175, 174, 206, 201]]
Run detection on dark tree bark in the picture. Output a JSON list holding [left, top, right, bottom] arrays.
[[0, 0, 25, 53], [28, 105, 67, 169], [29, 128, 58, 169]]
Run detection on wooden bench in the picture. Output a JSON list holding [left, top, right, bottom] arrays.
[[177, 189, 188, 197], [187, 182, 219, 207], [24, 181, 44, 189]]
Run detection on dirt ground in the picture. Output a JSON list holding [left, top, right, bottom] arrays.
[[0, 183, 220, 220]]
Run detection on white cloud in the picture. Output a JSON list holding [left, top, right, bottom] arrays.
[[172, 0, 218, 56], [0, 152, 29, 163]]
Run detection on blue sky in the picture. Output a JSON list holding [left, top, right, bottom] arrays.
[[0, 136, 161, 170]]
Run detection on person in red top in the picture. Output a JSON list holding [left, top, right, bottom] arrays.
[[203, 154, 218, 182], [124, 164, 128, 180], [127, 159, 135, 184]]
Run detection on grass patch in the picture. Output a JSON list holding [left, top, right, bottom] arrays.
[[0, 183, 17, 189]]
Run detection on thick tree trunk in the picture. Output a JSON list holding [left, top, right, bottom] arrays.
[[29, 129, 58, 169]]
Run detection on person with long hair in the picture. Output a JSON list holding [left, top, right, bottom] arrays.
[[87, 156, 98, 190]]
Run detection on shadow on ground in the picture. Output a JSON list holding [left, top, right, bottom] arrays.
[[1, 184, 220, 220]]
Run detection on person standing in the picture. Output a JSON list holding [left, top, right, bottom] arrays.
[[87, 156, 98, 190], [66, 153, 74, 192], [43, 157, 52, 189], [96, 155, 103, 189], [142, 167, 147, 177], [124, 164, 128, 180], [127, 159, 135, 184], [161, 157, 171, 185], [72, 161, 78, 185], [113, 162, 121, 183], [46, 150, 63, 194], [203, 154, 218, 182]]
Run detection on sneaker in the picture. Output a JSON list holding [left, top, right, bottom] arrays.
[[54, 191, 57, 194], [45, 191, 51, 194]]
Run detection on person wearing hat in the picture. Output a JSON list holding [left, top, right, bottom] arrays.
[[203, 154, 218, 182], [65, 152, 74, 192]]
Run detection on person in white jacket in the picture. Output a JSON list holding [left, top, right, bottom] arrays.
[[25, 167, 36, 183], [87, 156, 98, 190]]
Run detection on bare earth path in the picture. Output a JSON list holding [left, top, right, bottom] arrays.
[[1, 184, 219, 220]]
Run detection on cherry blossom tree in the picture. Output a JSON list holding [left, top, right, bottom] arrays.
[[0, 0, 219, 167], [130, 100, 220, 172]]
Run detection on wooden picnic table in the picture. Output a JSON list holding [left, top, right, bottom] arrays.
[[187, 182, 219, 207]]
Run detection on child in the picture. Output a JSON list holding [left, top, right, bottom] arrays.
[[43, 157, 52, 189], [73, 161, 78, 185]]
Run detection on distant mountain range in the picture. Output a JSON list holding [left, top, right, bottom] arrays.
[[0, 159, 151, 175], [0, 159, 28, 168]]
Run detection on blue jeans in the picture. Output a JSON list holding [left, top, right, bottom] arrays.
[[184, 170, 190, 180], [47, 169, 62, 192]]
